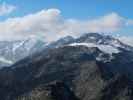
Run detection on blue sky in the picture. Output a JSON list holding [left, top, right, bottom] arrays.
[[2, 0, 133, 19], [1, 0, 133, 19], [0, 0, 133, 42]]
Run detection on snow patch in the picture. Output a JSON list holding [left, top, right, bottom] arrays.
[[69, 43, 120, 54], [0, 57, 13, 64]]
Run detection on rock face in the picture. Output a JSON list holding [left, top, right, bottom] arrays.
[[17, 81, 79, 100], [0, 33, 133, 100]]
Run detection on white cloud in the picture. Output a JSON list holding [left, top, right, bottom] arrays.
[[0, 8, 62, 41], [0, 8, 132, 42], [0, 2, 16, 16], [62, 13, 126, 36]]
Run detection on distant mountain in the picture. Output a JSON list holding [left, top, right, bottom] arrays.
[[0, 38, 46, 67], [0, 33, 133, 100]]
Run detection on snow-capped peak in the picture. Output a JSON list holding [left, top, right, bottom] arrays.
[[64, 33, 133, 62], [0, 37, 47, 67]]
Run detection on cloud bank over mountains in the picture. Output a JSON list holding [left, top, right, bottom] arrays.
[[0, 8, 133, 43]]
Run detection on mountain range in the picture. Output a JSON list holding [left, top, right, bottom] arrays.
[[0, 33, 132, 67], [0, 33, 133, 100]]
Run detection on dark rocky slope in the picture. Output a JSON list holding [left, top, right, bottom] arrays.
[[0, 45, 132, 100]]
